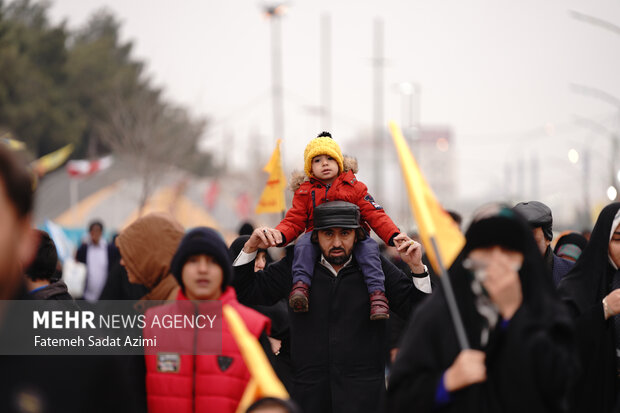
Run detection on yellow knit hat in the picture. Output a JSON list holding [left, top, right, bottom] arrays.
[[303, 132, 344, 177]]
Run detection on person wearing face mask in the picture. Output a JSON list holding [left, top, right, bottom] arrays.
[[387, 204, 576, 413], [558, 202, 620, 413]]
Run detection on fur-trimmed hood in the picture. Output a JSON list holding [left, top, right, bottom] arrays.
[[289, 155, 359, 191]]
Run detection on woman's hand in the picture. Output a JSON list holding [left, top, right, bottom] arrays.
[[603, 289, 620, 319], [444, 349, 487, 392]]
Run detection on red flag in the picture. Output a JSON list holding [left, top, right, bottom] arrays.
[[203, 180, 220, 210], [236, 192, 251, 220], [67, 155, 113, 177]]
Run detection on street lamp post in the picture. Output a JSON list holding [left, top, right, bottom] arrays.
[[570, 87, 620, 201], [263, 3, 287, 146]]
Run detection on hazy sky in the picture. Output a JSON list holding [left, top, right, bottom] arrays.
[[47, 0, 620, 225]]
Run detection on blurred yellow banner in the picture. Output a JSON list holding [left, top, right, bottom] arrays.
[[32, 143, 74, 177], [388, 121, 464, 274], [256, 139, 287, 214], [223, 305, 289, 413], [1, 133, 26, 151]]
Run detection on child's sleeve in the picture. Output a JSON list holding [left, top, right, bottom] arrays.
[[355, 182, 400, 245], [275, 189, 310, 245]]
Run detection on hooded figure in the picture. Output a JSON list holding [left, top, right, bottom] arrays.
[[115, 213, 185, 302], [387, 204, 576, 413], [558, 202, 620, 413]]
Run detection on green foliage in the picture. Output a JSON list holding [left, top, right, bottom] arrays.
[[0, 0, 210, 176]]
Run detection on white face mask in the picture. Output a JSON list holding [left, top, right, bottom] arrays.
[[609, 210, 620, 271]]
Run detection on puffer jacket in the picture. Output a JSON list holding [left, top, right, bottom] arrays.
[[276, 156, 400, 245], [144, 287, 270, 413]]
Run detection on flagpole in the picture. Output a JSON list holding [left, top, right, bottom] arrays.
[[430, 236, 470, 350]]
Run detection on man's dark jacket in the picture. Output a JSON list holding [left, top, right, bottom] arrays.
[[232, 251, 430, 413]]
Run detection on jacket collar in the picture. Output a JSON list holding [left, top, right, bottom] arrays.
[[176, 286, 237, 303], [309, 170, 355, 187]]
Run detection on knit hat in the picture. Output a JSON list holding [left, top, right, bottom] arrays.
[[25, 230, 58, 281], [303, 131, 344, 178], [170, 227, 232, 292]]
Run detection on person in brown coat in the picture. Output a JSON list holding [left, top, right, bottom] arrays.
[[115, 212, 185, 302]]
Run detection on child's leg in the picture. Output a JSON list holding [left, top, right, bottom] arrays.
[[353, 235, 385, 294], [291, 232, 318, 286]]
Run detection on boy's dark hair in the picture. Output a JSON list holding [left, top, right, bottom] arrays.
[[0, 144, 34, 218], [25, 230, 59, 281], [317, 131, 332, 138], [89, 220, 104, 232]]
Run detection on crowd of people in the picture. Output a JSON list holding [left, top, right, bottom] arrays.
[[1, 132, 620, 413]]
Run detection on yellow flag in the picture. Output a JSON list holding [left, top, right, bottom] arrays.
[[255, 139, 287, 214], [223, 305, 289, 413], [32, 144, 75, 177], [1, 134, 26, 150], [388, 121, 465, 274]]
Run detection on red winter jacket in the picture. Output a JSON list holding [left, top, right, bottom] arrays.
[[275, 169, 400, 245], [144, 287, 270, 413]]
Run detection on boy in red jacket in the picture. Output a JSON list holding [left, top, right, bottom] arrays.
[[274, 132, 409, 320]]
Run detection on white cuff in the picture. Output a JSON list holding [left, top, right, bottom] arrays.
[[413, 275, 432, 294], [233, 249, 257, 266]]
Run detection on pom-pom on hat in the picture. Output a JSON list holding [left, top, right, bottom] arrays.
[[303, 131, 344, 178]]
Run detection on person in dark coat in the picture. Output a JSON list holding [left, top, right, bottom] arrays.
[[0, 144, 140, 412], [387, 204, 576, 413], [229, 236, 294, 392], [76, 219, 114, 301], [558, 202, 620, 413], [99, 234, 149, 300], [554, 232, 588, 263], [231, 201, 432, 413], [24, 229, 75, 301], [513, 201, 574, 286]]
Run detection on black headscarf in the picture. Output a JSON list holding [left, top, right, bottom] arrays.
[[228, 235, 273, 267], [387, 204, 574, 413], [449, 204, 559, 333], [558, 202, 620, 315], [556, 202, 620, 413]]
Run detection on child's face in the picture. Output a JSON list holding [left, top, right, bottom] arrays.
[[182, 254, 223, 300], [311, 154, 339, 182]]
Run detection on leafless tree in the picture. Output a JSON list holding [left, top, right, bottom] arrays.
[[97, 88, 206, 211]]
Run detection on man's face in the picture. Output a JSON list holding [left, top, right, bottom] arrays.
[[532, 227, 550, 256], [0, 179, 33, 296], [317, 227, 357, 266], [90, 225, 102, 245]]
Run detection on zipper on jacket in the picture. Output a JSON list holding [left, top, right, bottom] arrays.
[[192, 305, 198, 413], [311, 190, 316, 209]]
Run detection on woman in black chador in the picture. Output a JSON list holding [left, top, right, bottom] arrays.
[[387, 204, 576, 412], [558, 202, 620, 413]]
